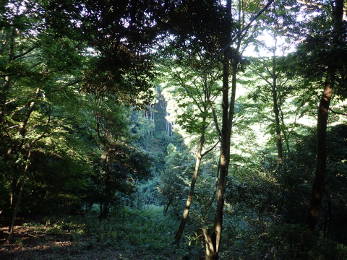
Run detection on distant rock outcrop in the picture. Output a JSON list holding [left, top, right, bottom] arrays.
[[144, 87, 173, 136]]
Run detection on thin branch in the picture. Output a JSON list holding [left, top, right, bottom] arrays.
[[202, 140, 220, 157], [211, 106, 222, 138], [13, 45, 37, 60], [256, 71, 272, 85], [264, 63, 274, 78], [222, 0, 275, 52], [329, 108, 347, 116]]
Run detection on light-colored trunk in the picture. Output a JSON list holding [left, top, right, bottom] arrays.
[[174, 132, 205, 244], [271, 71, 284, 162]]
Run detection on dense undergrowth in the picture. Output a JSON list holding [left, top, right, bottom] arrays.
[[1, 206, 193, 260], [2, 204, 347, 259]]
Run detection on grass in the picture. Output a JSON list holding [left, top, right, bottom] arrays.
[[0, 205, 190, 260]]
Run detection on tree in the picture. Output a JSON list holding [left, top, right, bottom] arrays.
[[292, 0, 346, 231], [43, 0, 178, 106], [0, 0, 86, 239], [158, 143, 194, 217], [0, 0, 166, 240], [160, 50, 221, 244], [91, 143, 151, 219], [205, 1, 275, 258], [247, 55, 294, 161]]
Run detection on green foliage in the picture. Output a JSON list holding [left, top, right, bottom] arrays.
[[0, 1, 346, 259], [220, 124, 347, 258], [0, 0, 156, 223], [158, 143, 193, 215], [40, 206, 183, 258]]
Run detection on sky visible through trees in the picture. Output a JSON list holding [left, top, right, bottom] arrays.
[[0, 0, 346, 259]]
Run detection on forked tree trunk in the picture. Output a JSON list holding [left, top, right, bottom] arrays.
[[203, 0, 274, 258], [306, 0, 344, 231]]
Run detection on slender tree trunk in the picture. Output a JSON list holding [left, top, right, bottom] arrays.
[[279, 107, 291, 155], [209, 36, 241, 260], [0, 26, 16, 123], [163, 198, 172, 215], [208, 54, 231, 260], [271, 74, 284, 161], [8, 149, 31, 241], [174, 135, 204, 244], [307, 78, 333, 231], [204, 0, 274, 257], [6, 92, 38, 239], [7, 181, 23, 241], [203, 228, 216, 259], [306, 0, 343, 231], [203, 1, 232, 258], [270, 33, 284, 162]]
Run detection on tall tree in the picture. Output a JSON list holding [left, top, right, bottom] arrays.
[[305, 0, 346, 231], [0, 1, 85, 238], [0, 0, 168, 240], [203, 0, 275, 258], [160, 52, 221, 244]]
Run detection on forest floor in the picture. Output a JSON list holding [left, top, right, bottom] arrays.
[[0, 206, 192, 260]]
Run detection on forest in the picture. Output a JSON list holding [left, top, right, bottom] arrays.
[[0, 0, 346, 259]]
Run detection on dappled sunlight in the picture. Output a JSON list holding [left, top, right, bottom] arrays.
[[0, 0, 346, 259]]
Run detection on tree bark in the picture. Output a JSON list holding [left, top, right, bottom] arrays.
[[306, 0, 344, 232], [204, 1, 274, 258], [163, 198, 172, 216], [0, 26, 16, 123], [204, 1, 232, 258], [271, 68, 284, 162], [7, 181, 23, 241], [8, 149, 31, 241], [307, 79, 333, 231], [174, 133, 204, 244], [270, 30, 284, 162]]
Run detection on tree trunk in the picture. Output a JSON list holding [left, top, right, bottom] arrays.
[[174, 133, 205, 244], [204, 0, 274, 257], [279, 107, 291, 155], [270, 33, 284, 162], [271, 72, 284, 162], [307, 79, 333, 231], [7, 181, 23, 241], [163, 198, 172, 216], [306, 0, 343, 232], [203, 228, 216, 260], [8, 149, 31, 241], [203, 1, 232, 258], [0, 26, 15, 123]]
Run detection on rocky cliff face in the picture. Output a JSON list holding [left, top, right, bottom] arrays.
[[144, 88, 173, 137]]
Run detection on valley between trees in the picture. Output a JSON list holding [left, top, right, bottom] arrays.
[[1, 0, 347, 259]]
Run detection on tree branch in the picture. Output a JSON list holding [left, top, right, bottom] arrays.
[[211, 106, 222, 138], [13, 45, 37, 60], [329, 108, 347, 116], [222, 0, 275, 52], [202, 140, 220, 157]]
